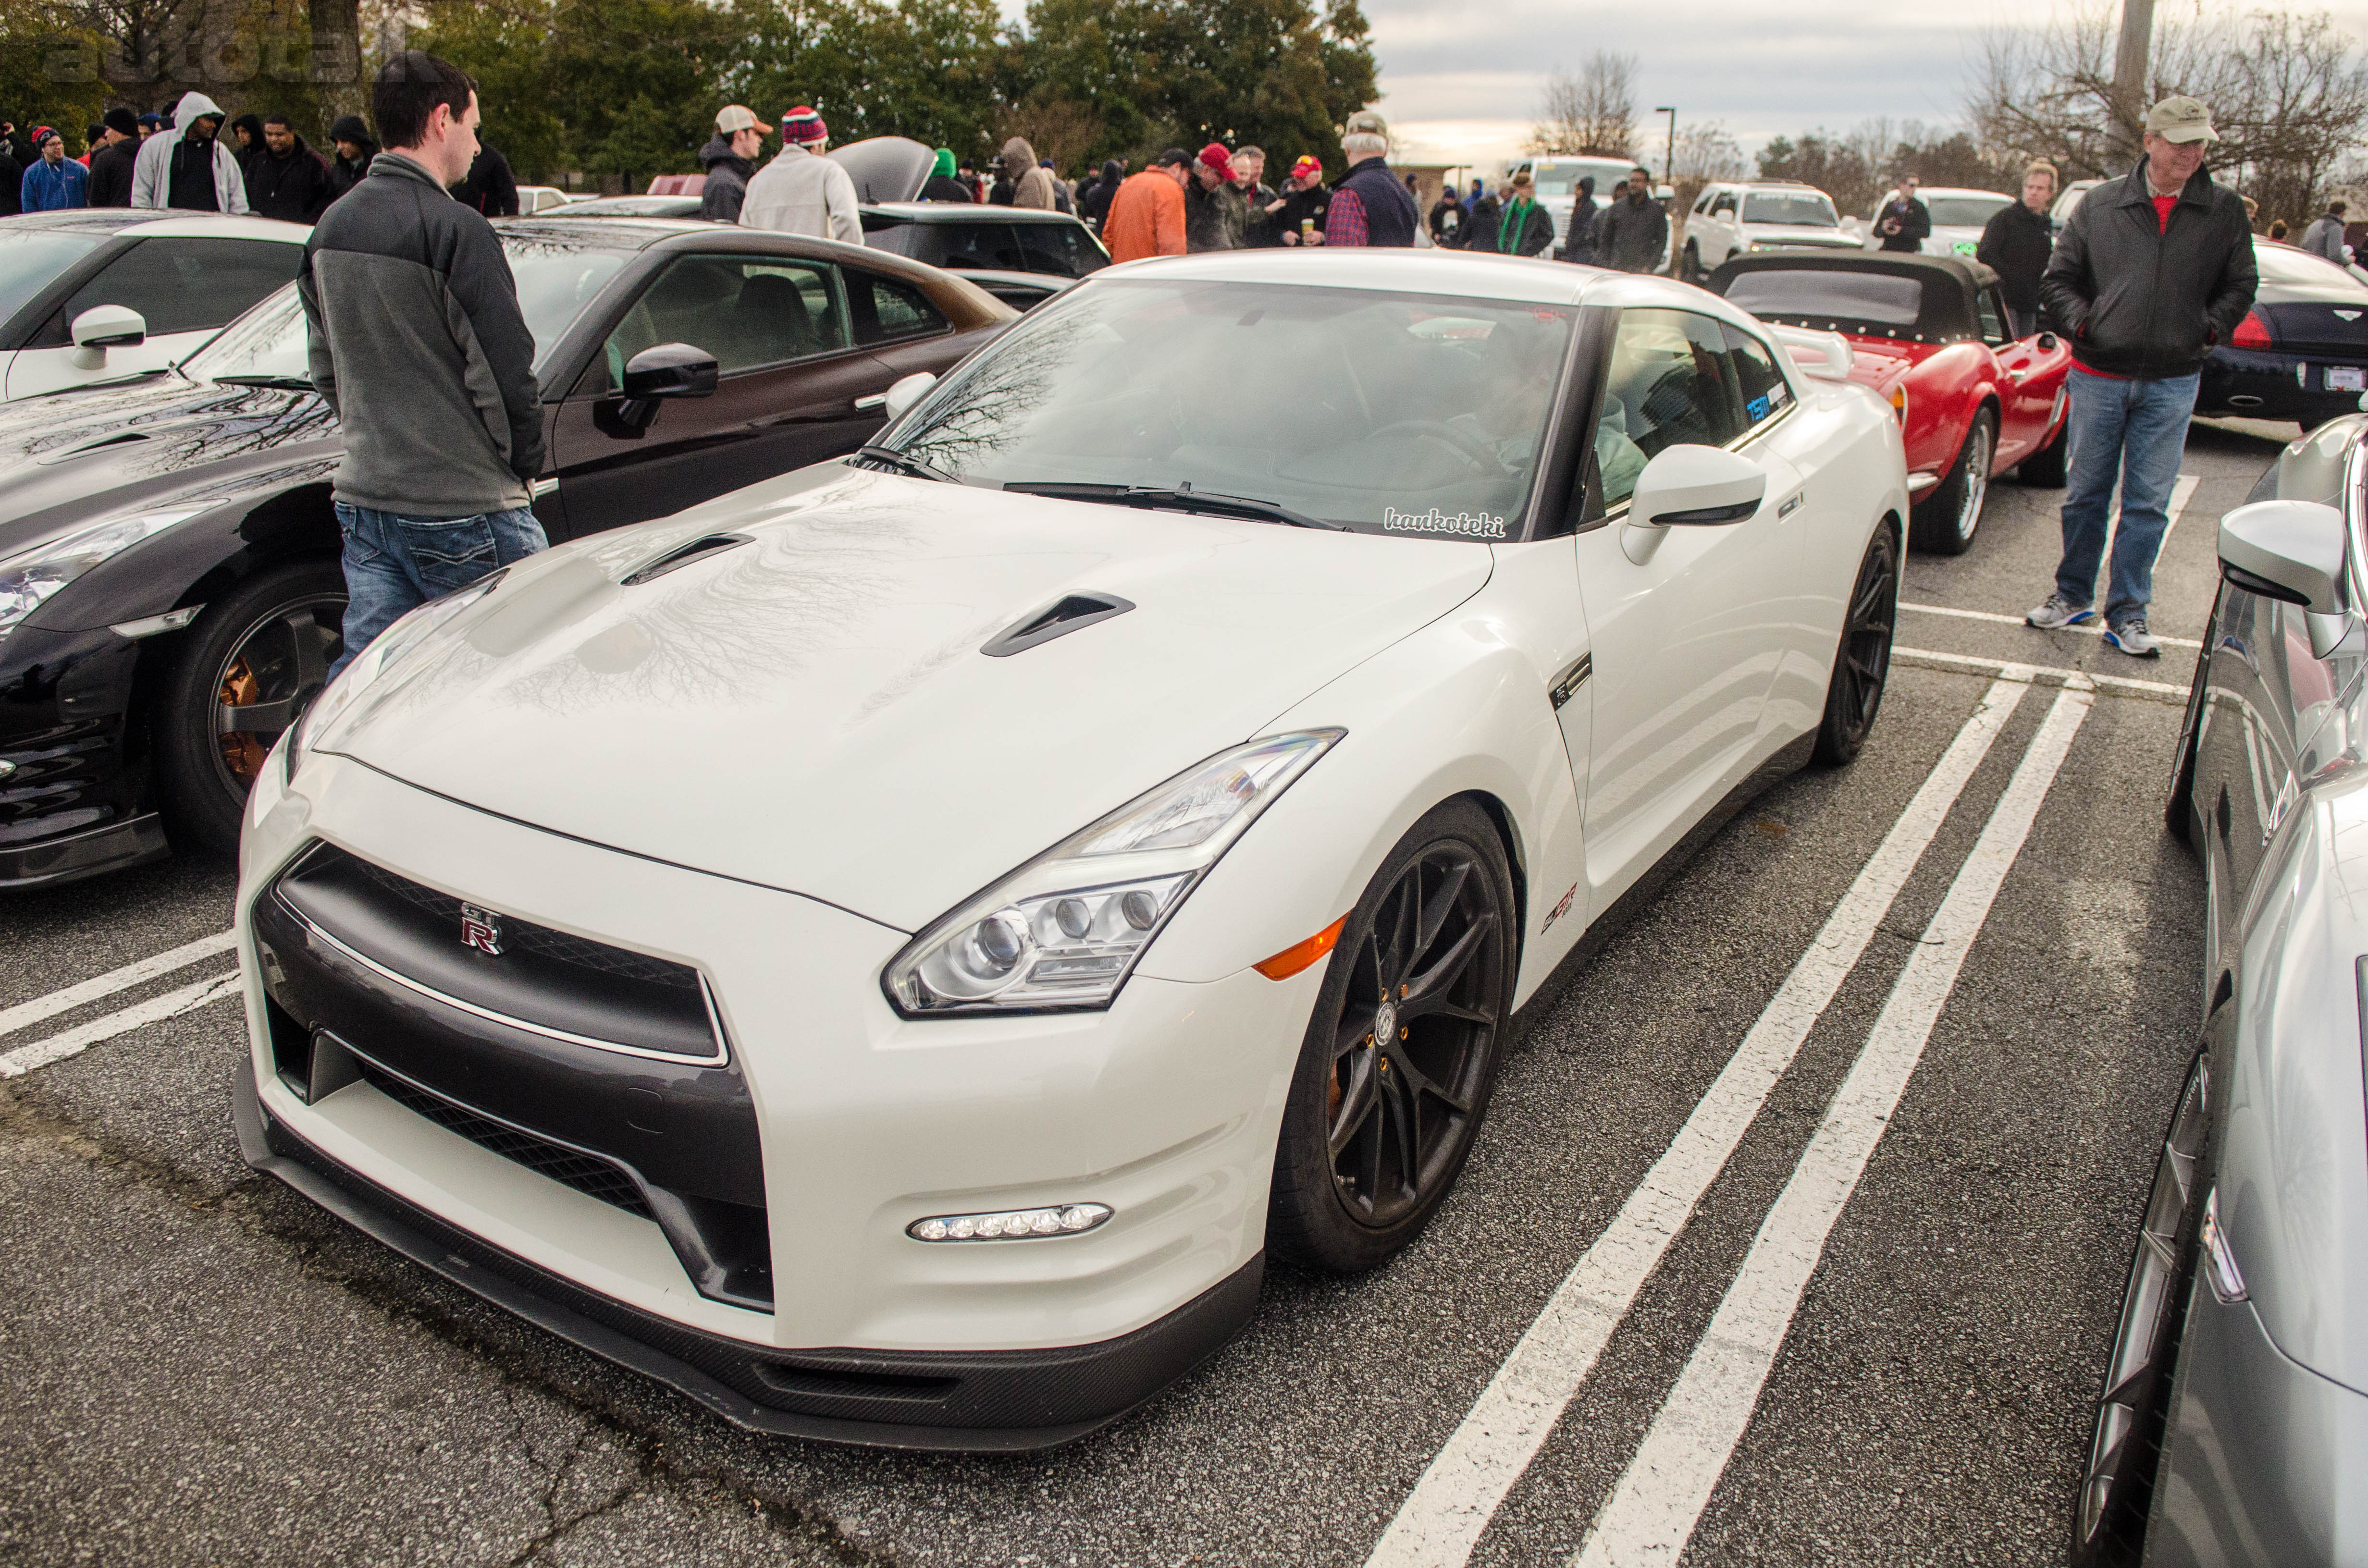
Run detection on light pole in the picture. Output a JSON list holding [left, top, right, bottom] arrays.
[[1655, 106, 1676, 184]]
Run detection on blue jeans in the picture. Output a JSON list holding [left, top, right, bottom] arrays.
[[330, 502, 546, 678], [2054, 366, 2198, 626]]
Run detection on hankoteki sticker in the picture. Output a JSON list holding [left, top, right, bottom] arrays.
[[1382, 506, 1508, 538]]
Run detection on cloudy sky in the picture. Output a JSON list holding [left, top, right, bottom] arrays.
[[1356, 0, 2368, 170]]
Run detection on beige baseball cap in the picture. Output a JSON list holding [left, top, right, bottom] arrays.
[[2145, 96, 2217, 144], [715, 105, 766, 135]]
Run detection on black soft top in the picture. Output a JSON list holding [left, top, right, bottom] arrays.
[[1707, 250, 1999, 345]]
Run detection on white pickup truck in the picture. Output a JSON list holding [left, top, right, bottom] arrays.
[[1681, 181, 1862, 278]]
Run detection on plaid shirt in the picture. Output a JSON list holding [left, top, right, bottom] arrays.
[[1325, 187, 1368, 247]]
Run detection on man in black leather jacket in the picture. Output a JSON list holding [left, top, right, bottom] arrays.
[[2026, 96, 2256, 658]]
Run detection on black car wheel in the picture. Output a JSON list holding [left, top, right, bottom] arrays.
[[158, 562, 345, 856], [1682, 240, 1702, 282], [1910, 408, 1995, 554], [2018, 409, 2070, 488], [1268, 800, 1516, 1272], [1813, 524, 1898, 765], [2072, 1049, 2210, 1568]]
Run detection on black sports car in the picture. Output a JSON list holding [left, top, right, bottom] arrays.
[[0, 216, 1009, 889], [2202, 238, 2368, 425]]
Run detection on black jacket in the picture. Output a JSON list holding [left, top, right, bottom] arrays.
[[1272, 183, 1329, 245], [698, 135, 753, 222], [1494, 198, 1554, 257], [1460, 194, 1500, 252], [0, 149, 17, 218], [245, 137, 334, 223], [1976, 200, 2053, 313], [1238, 181, 1281, 245], [1598, 191, 1668, 272], [453, 145, 519, 217], [300, 152, 544, 515], [1427, 195, 1464, 247], [1080, 160, 1122, 227], [1185, 179, 1246, 251], [1875, 195, 1929, 252], [2038, 158, 2258, 380], [325, 116, 376, 203], [920, 174, 973, 203], [86, 139, 136, 207]]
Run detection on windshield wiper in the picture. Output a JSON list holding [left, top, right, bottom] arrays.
[[852, 444, 956, 483], [210, 374, 318, 391], [1000, 479, 1348, 531]]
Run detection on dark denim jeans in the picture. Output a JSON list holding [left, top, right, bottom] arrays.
[[2055, 366, 2199, 626], [330, 502, 546, 678]]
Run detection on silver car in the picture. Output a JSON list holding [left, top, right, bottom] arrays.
[[2074, 415, 2368, 1565]]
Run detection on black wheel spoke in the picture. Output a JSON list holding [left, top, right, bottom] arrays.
[[282, 606, 335, 691], [1381, 1068, 1421, 1195], [1412, 859, 1471, 959], [1329, 1057, 1378, 1159], [217, 697, 300, 735], [1401, 911, 1495, 1013]]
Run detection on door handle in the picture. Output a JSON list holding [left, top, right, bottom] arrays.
[[1549, 653, 1591, 710], [530, 476, 558, 498], [854, 392, 888, 410]]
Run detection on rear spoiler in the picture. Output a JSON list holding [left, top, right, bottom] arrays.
[[1767, 324, 1854, 380]]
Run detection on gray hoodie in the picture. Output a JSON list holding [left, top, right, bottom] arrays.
[[129, 91, 249, 213]]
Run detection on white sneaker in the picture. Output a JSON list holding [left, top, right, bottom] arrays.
[[2025, 593, 2098, 630], [2105, 618, 2162, 658]]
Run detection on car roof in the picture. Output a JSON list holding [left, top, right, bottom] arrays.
[[862, 202, 1085, 226], [0, 211, 309, 241], [1708, 250, 1997, 340], [491, 215, 706, 248], [1105, 247, 1627, 307], [0, 210, 154, 235], [553, 196, 704, 216]]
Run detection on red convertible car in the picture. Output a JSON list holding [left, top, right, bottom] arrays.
[[1710, 251, 2072, 554]]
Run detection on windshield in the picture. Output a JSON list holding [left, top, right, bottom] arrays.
[[1723, 270, 1924, 327], [178, 239, 631, 386], [0, 230, 102, 328], [1527, 159, 1633, 199], [1926, 195, 2010, 227], [1742, 192, 1837, 227], [883, 279, 1576, 538], [2255, 240, 2368, 294]]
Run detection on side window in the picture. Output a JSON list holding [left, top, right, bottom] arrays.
[[1724, 323, 1793, 430], [1594, 309, 1747, 508], [852, 272, 949, 345], [1712, 192, 1738, 217], [596, 256, 850, 389], [31, 238, 300, 347], [1978, 287, 2010, 345], [937, 222, 1025, 271], [1693, 191, 1713, 216], [1015, 222, 1099, 278]]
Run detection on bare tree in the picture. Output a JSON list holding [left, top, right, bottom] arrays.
[[1528, 49, 1636, 157], [1969, 2, 2368, 225]]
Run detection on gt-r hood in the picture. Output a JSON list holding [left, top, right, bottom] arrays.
[[0, 373, 335, 556], [333, 466, 1494, 930]]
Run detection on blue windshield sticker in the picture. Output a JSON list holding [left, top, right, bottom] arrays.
[[1746, 393, 1772, 420]]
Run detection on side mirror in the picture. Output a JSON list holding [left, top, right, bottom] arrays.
[[69, 304, 146, 369], [883, 370, 937, 424], [1628, 445, 1768, 527], [607, 342, 717, 434], [2219, 499, 2346, 613]]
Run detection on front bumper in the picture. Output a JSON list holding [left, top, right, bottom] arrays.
[[2147, 1278, 2368, 1565], [0, 622, 153, 889], [235, 751, 1307, 1446]]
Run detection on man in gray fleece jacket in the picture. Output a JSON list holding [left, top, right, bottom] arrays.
[[301, 50, 545, 676]]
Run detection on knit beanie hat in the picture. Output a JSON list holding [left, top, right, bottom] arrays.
[[103, 108, 138, 139], [781, 106, 827, 145]]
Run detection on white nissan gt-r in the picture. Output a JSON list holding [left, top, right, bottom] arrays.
[[232, 250, 1910, 1449]]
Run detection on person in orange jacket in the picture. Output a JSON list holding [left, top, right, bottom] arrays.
[[1101, 147, 1191, 263]]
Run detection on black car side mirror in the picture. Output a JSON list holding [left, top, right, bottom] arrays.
[[607, 343, 719, 434]]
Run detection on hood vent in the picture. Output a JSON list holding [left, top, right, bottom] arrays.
[[621, 533, 750, 586], [982, 592, 1136, 657], [41, 429, 150, 465]]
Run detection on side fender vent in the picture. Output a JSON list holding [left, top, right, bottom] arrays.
[[621, 533, 750, 587], [982, 592, 1136, 657]]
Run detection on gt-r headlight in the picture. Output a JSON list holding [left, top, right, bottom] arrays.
[[288, 570, 506, 775], [0, 507, 206, 639], [885, 729, 1345, 1016]]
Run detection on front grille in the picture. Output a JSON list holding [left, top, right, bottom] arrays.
[[354, 1058, 654, 1218], [343, 855, 701, 992]]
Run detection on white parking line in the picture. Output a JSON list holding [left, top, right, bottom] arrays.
[[1364, 678, 2031, 1568], [2152, 473, 2205, 552], [0, 970, 244, 1079], [1571, 685, 2093, 1568], [0, 930, 236, 1041], [1894, 645, 2184, 700], [1897, 602, 2203, 651]]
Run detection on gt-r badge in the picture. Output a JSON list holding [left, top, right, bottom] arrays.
[[1542, 882, 1578, 931], [460, 904, 504, 956]]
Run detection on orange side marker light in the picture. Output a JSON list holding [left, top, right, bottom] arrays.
[[1254, 913, 1349, 980]]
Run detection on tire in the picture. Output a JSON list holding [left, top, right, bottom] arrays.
[[156, 561, 346, 856], [1909, 408, 1996, 554], [1682, 241, 1702, 282], [1813, 524, 1898, 765], [2070, 1050, 2210, 1568], [2018, 409, 2069, 487], [1268, 799, 1518, 1272]]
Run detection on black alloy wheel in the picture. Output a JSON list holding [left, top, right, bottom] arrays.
[[2071, 1049, 2210, 1568], [158, 561, 346, 856], [1682, 240, 1702, 282], [1911, 408, 1995, 554], [1813, 524, 1898, 765], [1269, 800, 1517, 1272]]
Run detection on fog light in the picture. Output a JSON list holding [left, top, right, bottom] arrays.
[[908, 1202, 1112, 1242]]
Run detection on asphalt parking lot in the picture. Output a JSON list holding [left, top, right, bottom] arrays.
[[0, 417, 2286, 1567]]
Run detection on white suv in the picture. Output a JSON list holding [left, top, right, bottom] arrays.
[[1682, 181, 1860, 278]]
